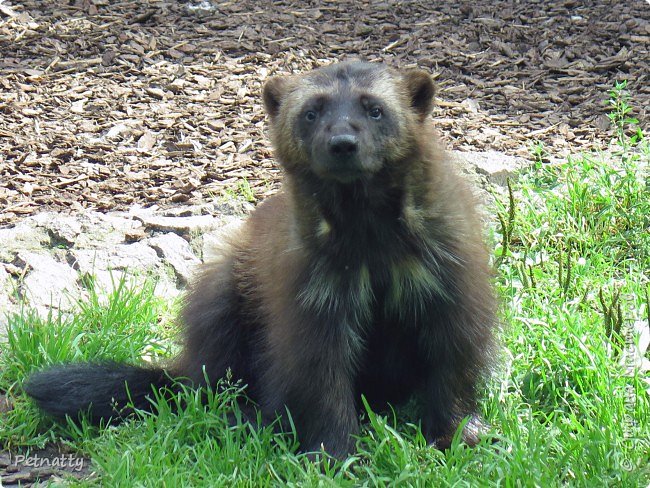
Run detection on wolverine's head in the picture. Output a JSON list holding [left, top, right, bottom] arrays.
[[263, 61, 435, 184]]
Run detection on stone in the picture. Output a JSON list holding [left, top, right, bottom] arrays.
[[0, 203, 255, 320], [69, 243, 160, 272], [0, 266, 12, 338], [74, 211, 143, 248], [0, 222, 50, 261], [133, 214, 222, 234], [30, 213, 83, 248], [14, 251, 80, 317], [450, 150, 525, 187], [148, 233, 200, 285], [68, 243, 161, 294]]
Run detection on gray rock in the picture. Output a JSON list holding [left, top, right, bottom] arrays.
[[66, 242, 181, 300], [450, 150, 525, 187], [211, 200, 255, 216], [151, 274, 182, 300], [6, 211, 146, 253], [68, 243, 161, 293], [14, 251, 81, 317], [0, 267, 12, 338], [0, 222, 50, 261], [157, 207, 196, 218], [148, 233, 200, 285], [133, 214, 222, 234], [72, 211, 143, 248], [30, 213, 83, 248], [69, 243, 160, 272]]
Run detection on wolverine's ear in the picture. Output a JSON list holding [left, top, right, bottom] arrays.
[[263, 76, 292, 119], [403, 69, 436, 121]]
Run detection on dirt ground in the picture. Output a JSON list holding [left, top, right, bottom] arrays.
[[0, 0, 648, 227]]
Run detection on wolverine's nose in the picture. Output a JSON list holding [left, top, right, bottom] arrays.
[[328, 134, 358, 157]]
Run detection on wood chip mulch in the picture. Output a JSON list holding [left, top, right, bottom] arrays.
[[0, 0, 648, 227]]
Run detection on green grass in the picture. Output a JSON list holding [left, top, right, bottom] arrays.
[[1, 86, 648, 486], [0, 278, 175, 449], [223, 177, 257, 203]]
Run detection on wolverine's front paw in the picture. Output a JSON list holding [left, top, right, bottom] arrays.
[[301, 437, 355, 460], [428, 415, 490, 450]]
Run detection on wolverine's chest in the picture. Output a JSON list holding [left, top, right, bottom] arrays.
[[295, 195, 456, 329], [297, 246, 450, 328]]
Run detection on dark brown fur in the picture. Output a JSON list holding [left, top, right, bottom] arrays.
[[25, 61, 496, 458]]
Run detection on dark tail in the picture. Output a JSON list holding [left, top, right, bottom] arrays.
[[24, 362, 177, 424]]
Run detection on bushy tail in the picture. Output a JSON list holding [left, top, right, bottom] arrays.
[[24, 363, 177, 424]]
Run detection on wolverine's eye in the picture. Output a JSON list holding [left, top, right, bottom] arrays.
[[368, 107, 383, 120], [305, 110, 318, 122]]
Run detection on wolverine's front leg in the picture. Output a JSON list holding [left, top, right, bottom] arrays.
[[283, 351, 360, 458], [417, 265, 495, 449], [252, 233, 373, 457], [260, 311, 362, 457]]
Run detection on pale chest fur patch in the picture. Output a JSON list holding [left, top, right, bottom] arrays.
[[385, 256, 451, 321], [297, 261, 374, 324]]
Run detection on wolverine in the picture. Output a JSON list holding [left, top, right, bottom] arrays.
[[25, 61, 496, 458]]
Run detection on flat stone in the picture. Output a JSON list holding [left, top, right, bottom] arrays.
[[450, 150, 525, 187], [151, 274, 182, 300], [134, 214, 222, 234], [0, 267, 12, 338], [68, 243, 161, 293], [5, 211, 145, 252], [210, 200, 255, 216], [0, 222, 50, 261], [69, 243, 160, 272], [148, 233, 200, 285], [73, 211, 143, 248], [0, 204, 255, 320], [66, 242, 181, 300], [14, 251, 80, 317], [30, 213, 83, 248]]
